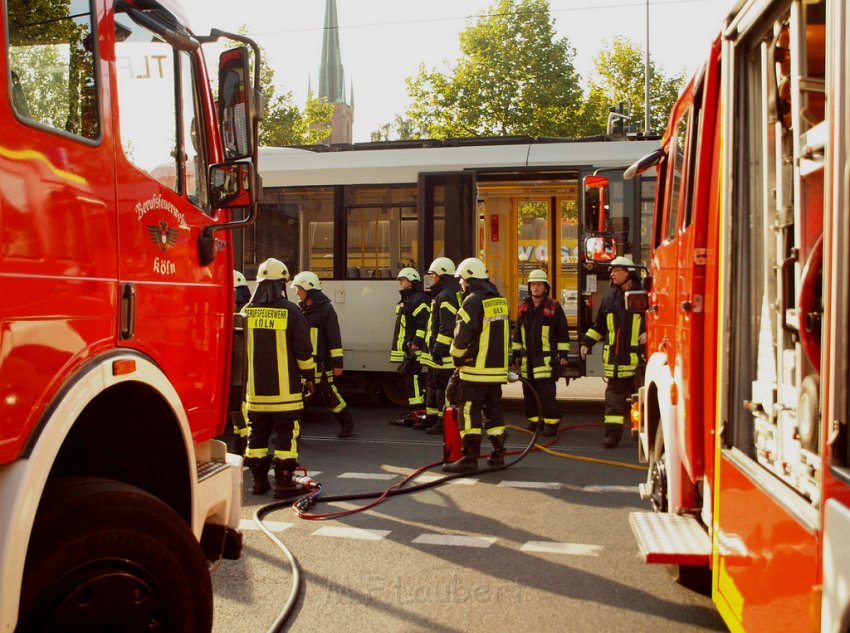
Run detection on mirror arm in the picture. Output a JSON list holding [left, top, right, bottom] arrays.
[[197, 31, 264, 266]]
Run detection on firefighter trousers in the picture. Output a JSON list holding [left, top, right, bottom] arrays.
[[522, 378, 560, 426], [246, 411, 301, 463], [457, 381, 505, 437]]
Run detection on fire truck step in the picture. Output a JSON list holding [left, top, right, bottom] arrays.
[[629, 511, 711, 566], [197, 460, 229, 482]]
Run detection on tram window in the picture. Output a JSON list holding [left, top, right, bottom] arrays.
[[345, 185, 417, 278]]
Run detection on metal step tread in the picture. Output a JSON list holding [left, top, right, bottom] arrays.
[[197, 460, 229, 482], [629, 511, 711, 566]]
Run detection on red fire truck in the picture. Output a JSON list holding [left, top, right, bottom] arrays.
[[1, 1, 261, 629], [582, 0, 850, 630]]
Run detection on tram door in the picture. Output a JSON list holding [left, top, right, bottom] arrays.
[[417, 172, 476, 282]]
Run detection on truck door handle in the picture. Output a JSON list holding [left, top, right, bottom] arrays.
[[120, 283, 136, 340]]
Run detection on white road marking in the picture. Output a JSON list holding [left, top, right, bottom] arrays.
[[411, 473, 478, 485], [498, 481, 561, 490], [313, 526, 391, 541], [239, 519, 293, 533], [520, 541, 603, 556], [412, 534, 497, 548], [583, 485, 638, 493], [338, 472, 398, 480]]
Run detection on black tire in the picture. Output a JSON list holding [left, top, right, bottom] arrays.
[[649, 424, 667, 513], [382, 374, 410, 406], [666, 563, 712, 596], [17, 477, 212, 633]]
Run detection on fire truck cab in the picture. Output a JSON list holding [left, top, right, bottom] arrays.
[[1, 0, 261, 629]]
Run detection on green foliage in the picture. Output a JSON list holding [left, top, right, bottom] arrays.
[[234, 26, 334, 146], [400, 0, 583, 139], [581, 36, 685, 135]]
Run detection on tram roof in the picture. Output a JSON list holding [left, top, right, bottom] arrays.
[[258, 138, 659, 188]]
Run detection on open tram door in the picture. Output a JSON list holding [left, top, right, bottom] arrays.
[[417, 171, 477, 282]]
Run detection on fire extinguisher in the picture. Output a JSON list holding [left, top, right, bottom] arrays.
[[442, 406, 462, 462]]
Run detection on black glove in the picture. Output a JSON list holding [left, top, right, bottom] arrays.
[[431, 342, 448, 360]]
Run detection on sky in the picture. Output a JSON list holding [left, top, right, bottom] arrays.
[[178, 0, 733, 142]]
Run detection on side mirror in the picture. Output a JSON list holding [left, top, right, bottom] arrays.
[[625, 289, 649, 313], [218, 47, 254, 160], [210, 160, 254, 208], [583, 174, 609, 233], [585, 236, 618, 263]]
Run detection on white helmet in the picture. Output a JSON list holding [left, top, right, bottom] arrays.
[[428, 257, 456, 276], [291, 270, 322, 291], [609, 256, 636, 271], [455, 257, 489, 280], [397, 267, 421, 282], [257, 258, 289, 281], [527, 269, 549, 285], [233, 270, 248, 287]]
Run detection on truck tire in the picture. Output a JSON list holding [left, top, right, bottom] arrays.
[[17, 477, 212, 633]]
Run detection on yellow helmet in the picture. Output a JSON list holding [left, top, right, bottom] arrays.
[[291, 270, 322, 291], [257, 258, 289, 281], [456, 257, 488, 280], [427, 257, 456, 276], [397, 267, 421, 282]]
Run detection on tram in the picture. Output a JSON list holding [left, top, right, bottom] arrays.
[[234, 136, 657, 402]]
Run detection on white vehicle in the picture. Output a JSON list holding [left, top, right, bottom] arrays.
[[238, 137, 658, 402]]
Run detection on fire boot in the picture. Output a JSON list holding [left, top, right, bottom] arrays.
[[244, 456, 272, 495], [542, 421, 560, 437], [389, 409, 423, 427], [335, 408, 354, 438], [525, 419, 540, 432], [273, 458, 299, 498], [442, 434, 481, 473], [602, 424, 623, 449], [425, 413, 444, 434], [485, 433, 507, 467], [412, 412, 437, 430]]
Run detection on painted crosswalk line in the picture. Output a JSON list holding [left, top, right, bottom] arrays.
[[313, 526, 391, 540], [520, 541, 603, 556], [239, 519, 293, 533], [497, 481, 561, 490], [412, 534, 497, 548]]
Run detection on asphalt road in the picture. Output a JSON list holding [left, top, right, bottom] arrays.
[[211, 401, 727, 633]]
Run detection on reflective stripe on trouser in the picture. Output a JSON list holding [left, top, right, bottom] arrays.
[[458, 382, 505, 438], [404, 363, 424, 406], [522, 378, 561, 426], [603, 376, 634, 427], [245, 411, 301, 461], [319, 370, 347, 413], [425, 367, 452, 416]]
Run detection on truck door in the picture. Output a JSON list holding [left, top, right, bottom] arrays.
[[112, 8, 228, 438], [0, 0, 118, 454]]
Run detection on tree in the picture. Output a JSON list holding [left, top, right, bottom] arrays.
[[401, 0, 583, 139], [232, 27, 334, 146], [371, 115, 420, 142], [579, 36, 685, 136]]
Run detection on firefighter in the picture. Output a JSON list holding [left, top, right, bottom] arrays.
[[580, 256, 645, 448], [229, 270, 252, 452], [414, 257, 463, 434], [234, 269, 251, 312], [243, 258, 316, 497], [511, 269, 570, 437], [443, 257, 510, 473], [388, 267, 431, 426], [291, 270, 354, 438]]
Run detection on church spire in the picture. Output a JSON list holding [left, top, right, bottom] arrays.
[[318, 0, 346, 105]]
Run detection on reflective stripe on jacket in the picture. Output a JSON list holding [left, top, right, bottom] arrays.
[[390, 288, 431, 362], [451, 288, 509, 383], [245, 300, 316, 412], [423, 276, 462, 369], [580, 284, 644, 378], [512, 297, 570, 380]]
